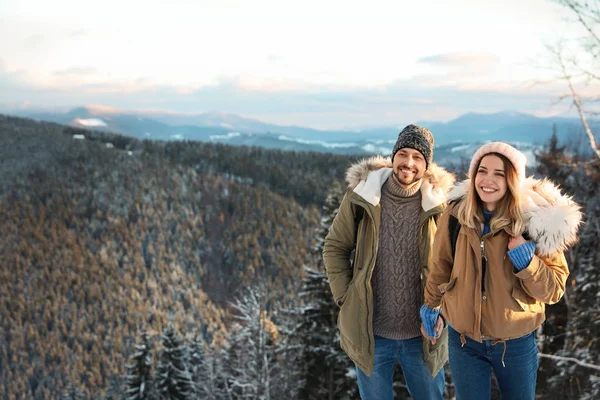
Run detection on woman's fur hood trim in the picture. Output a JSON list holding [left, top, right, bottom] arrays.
[[447, 177, 583, 256]]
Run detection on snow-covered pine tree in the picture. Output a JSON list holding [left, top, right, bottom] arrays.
[[555, 186, 600, 400], [268, 299, 307, 398], [313, 181, 344, 257], [296, 266, 358, 400], [125, 330, 155, 400], [188, 335, 204, 392], [225, 286, 282, 399], [60, 383, 87, 400], [103, 376, 126, 400], [536, 132, 600, 399], [294, 183, 358, 399], [156, 324, 195, 400], [189, 335, 226, 398], [541, 1, 600, 395]]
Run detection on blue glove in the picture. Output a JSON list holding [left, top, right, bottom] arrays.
[[420, 304, 441, 338], [508, 241, 536, 271]]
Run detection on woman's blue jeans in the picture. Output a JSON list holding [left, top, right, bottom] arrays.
[[448, 326, 538, 400], [355, 335, 444, 400]]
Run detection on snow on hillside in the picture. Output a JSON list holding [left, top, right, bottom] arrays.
[[210, 132, 242, 140], [73, 118, 107, 127], [277, 135, 359, 149]]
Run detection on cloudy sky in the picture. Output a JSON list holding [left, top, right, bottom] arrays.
[[0, 0, 588, 129]]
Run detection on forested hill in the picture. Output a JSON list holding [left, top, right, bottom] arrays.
[[2, 115, 599, 399], [0, 114, 353, 398]]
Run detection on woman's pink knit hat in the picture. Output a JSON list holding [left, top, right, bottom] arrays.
[[469, 142, 527, 185]]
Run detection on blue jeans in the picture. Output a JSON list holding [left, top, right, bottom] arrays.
[[448, 326, 538, 400], [355, 335, 444, 400]]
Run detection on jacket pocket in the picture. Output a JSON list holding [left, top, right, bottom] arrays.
[[422, 326, 448, 376], [423, 325, 448, 353], [437, 277, 457, 294], [336, 288, 349, 307], [512, 287, 543, 313], [337, 285, 362, 347]]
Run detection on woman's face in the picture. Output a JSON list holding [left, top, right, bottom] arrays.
[[474, 154, 507, 212]]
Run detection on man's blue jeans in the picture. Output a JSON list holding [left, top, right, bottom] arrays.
[[355, 335, 444, 400], [448, 326, 538, 400]]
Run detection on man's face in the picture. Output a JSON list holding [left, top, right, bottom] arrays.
[[392, 148, 426, 187]]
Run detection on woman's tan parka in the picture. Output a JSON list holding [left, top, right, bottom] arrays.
[[424, 177, 582, 342]]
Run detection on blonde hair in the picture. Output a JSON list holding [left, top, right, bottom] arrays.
[[455, 152, 525, 236]]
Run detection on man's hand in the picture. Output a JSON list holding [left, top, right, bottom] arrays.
[[420, 316, 444, 345]]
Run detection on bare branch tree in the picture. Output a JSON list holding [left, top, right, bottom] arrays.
[[538, 353, 600, 372], [546, 1, 600, 159], [560, 0, 600, 47], [557, 51, 600, 159]]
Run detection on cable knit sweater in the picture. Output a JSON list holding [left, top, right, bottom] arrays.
[[372, 176, 423, 340]]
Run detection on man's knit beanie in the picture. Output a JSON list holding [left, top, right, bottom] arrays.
[[391, 124, 434, 169]]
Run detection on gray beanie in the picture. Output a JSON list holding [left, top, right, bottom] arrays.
[[391, 124, 434, 169]]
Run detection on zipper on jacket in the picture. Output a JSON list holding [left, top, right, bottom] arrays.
[[365, 219, 378, 356], [480, 239, 487, 293], [355, 215, 366, 270]]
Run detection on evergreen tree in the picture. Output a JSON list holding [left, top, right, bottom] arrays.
[[126, 330, 155, 400], [103, 376, 126, 400], [534, 131, 575, 353], [225, 286, 283, 399], [296, 266, 358, 400], [156, 324, 195, 400], [295, 183, 358, 399], [60, 384, 87, 400], [313, 181, 345, 256], [269, 298, 307, 398], [547, 159, 600, 399], [536, 133, 600, 399], [188, 335, 204, 387], [189, 335, 226, 398], [535, 126, 572, 185], [554, 186, 600, 399]]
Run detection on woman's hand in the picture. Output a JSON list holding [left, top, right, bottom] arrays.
[[420, 316, 444, 345], [420, 304, 444, 344], [507, 236, 537, 271], [508, 235, 527, 250]]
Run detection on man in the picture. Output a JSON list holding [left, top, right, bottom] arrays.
[[323, 125, 455, 399]]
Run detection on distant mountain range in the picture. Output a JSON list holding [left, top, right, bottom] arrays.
[[4, 105, 593, 157]]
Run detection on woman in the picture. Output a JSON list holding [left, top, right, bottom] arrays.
[[419, 142, 582, 400]]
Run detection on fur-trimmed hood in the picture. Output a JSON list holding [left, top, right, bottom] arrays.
[[345, 155, 456, 212], [447, 177, 583, 256]]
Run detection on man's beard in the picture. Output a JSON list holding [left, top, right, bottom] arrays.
[[393, 169, 421, 187]]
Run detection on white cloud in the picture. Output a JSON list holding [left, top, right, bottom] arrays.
[[0, 0, 586, 128], [0, 0, 571, 89], [23, 34, 43, 48], [418, 52, 501, 67], [0, 71, 577, 129], [68, 28, 87, 37], [53, 66, 97, 76]]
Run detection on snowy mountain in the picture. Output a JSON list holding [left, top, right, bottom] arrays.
[[5, 105, 594, 157]]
